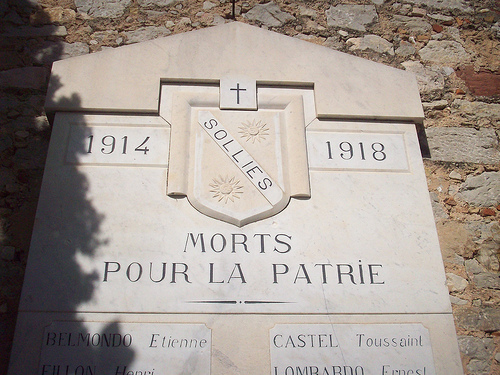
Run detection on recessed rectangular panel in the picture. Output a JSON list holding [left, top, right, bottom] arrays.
[[307, 131, 409, 172], [66, 126, 170, 166], [39, 321, 211, 375], [271, 324, 435, 375], [220, 76, 257, 110]]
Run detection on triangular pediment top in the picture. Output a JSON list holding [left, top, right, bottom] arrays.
[[46, 22, 423, 122]]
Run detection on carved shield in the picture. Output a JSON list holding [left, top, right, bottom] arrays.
[[165, 87, 311, 226]]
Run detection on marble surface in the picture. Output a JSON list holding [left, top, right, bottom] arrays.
[[10, 312, 463, 374], [45, 22, 424, 122], [39, 321, 211, 375], [65, 116, 169, 166], [10, 24, 462, 375], [19, 111, 448, 315], [270, 324, 435, 375]]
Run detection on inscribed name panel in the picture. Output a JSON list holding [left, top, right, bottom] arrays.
[[39, 321, 211, 375], [271, 324, 435, 375], [8, 312, 463, 375]]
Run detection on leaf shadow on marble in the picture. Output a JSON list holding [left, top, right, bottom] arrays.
[[2, 1, 136, 371]]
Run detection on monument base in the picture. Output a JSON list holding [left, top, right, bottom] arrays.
[[11, 312, 462, 374]]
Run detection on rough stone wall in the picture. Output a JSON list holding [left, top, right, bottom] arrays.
[[0, 0, 499, 373]]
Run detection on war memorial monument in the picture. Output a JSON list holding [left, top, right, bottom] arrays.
[[8, 22, 463, 375]]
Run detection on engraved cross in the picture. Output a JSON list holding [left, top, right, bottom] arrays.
[[220, 76, 257, 110], [230, 83, 246, 105]]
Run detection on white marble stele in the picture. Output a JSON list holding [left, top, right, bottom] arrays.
[[9, 23, 463, 375]]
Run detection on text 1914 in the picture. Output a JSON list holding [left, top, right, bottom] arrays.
[[86, 135, 150, 155]]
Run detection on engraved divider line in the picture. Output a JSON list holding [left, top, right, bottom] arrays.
[[186, 301, 294, 304]]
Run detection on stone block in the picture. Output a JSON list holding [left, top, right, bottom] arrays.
[[456, 66, 500, 97], [455, 306, 500, 332], [0, 67, 47, 90], [326, 5, 378, 32], [347, 35, 394, 55], [426, 128, 500, 164], [3, 25, 67, 37], [244, 1, 294, 28], [34, 41, 90, 64], [75, 0, 131, 18], [404, 0, 473, 13], [458, 336, 494, 361], [446, 273, 469, 292], [419, 41, 471, 67], [401, 61, 445, 96], [392, 15, 432, 35], [122, 26, 172, 44], [457, 172, 500, 207]]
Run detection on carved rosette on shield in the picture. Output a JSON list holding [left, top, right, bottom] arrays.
[[162, 77, 314, 226]]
